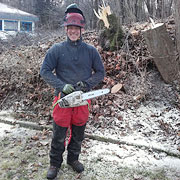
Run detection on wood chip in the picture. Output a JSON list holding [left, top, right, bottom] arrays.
[[111, 83, 123, 93]]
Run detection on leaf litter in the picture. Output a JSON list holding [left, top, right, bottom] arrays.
[[0, 24, 180, 179]]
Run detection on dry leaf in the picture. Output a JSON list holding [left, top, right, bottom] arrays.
[[39, 140, 49, 146], [106, 51, 113, 56], [130, 30, 139, 36], [133, 94, 144, 101], [26, 69, 33, 74], [31, 135, 39, 141], [111, 83, 123, 93]]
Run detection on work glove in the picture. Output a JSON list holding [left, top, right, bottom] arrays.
[[62, 84, 75, 95], [75, 81, 88, 92]]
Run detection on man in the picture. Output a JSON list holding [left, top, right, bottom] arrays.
[[40, 3, 105, 179]]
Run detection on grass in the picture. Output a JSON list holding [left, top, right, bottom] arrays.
[[0, 133, 178, 180]]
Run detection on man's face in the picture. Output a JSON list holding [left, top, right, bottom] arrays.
[[66, 25, 81, 41]]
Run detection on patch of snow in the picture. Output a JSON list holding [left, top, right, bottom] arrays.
[[0, 31, 17, 40], [87, 99, 180, 155], [0, 110, 37, 138], [0, 123, 13, 137], [0, 2, 35, 16], [80, 139, 180, 180], [0, 109, 15, 118], [0, 107, 180, 179], [0, 122, 38, 138]]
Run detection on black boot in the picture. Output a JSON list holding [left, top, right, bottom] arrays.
[[47, 166, 59, 179], [67, 160, 84, 173]]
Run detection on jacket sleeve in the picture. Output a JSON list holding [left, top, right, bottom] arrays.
[[84, 47, 105, 89], [40, 44, 65, 92]]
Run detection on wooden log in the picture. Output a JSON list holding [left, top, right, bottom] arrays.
[[0, 117, 180, 158], [143, 23, 179, 83]]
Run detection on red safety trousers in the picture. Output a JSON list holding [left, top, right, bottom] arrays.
[[53, 96, 90, 127], [49, 95, 91, 168]]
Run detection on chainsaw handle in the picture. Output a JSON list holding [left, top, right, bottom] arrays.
[[73, 81, 88, 92], [73, 84, 80, 91]]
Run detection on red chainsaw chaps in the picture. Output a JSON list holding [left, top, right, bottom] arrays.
[[52, 96, 91, 127]]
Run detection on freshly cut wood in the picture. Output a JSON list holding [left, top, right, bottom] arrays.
[[143, 23, 180, 83], [111, 83, 123, 93]]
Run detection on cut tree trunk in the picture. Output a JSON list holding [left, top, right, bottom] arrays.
[[143, 23, 180, 83], [98, 14, 124, 51]]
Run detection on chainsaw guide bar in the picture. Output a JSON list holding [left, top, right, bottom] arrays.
[[58, 88, 110, 108]]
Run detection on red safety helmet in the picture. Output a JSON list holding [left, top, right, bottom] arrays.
[[63, 13, 85, 28]]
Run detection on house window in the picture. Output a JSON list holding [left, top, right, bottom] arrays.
[[20, 22, 32, 32], [4, 20, 18, 31], [0, 20, 2, 30]]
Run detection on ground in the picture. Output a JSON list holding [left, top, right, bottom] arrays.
[[0, 30, 180, 180], [0, 70, 180, 180]]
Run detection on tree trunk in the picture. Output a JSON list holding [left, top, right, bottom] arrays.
[[143, 23, 179, 83], [174, 0, 180, 56], [114, 0, 124, 25], [167, 0, 173, 17], [98, 14, 124, 51], [145, 0, 153, 16], [156, 0, 163, 18], [92, 0, 99, 29]]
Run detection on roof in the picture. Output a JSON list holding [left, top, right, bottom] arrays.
[[0, 3, 39, 21]]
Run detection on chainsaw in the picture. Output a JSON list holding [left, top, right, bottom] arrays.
[[55, 88, 110, 108]]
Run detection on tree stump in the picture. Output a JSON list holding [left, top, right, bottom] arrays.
[[98, 14, 124, 51], [143, 23, 180, 83]]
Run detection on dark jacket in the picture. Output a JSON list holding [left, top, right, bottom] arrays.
[[40, 37, 105, 96]]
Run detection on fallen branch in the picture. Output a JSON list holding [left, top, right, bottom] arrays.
[[0, 117, 179, 159], [0, 92, 10, 110], [0, 117, 51, 131]]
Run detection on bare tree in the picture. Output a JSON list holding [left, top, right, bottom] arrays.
[[92, 0, 99, 29], [0, 0, 176, 28], [174, 0, 180, 56]]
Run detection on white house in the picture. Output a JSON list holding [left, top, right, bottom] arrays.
[[0, 3, 38, 32]]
